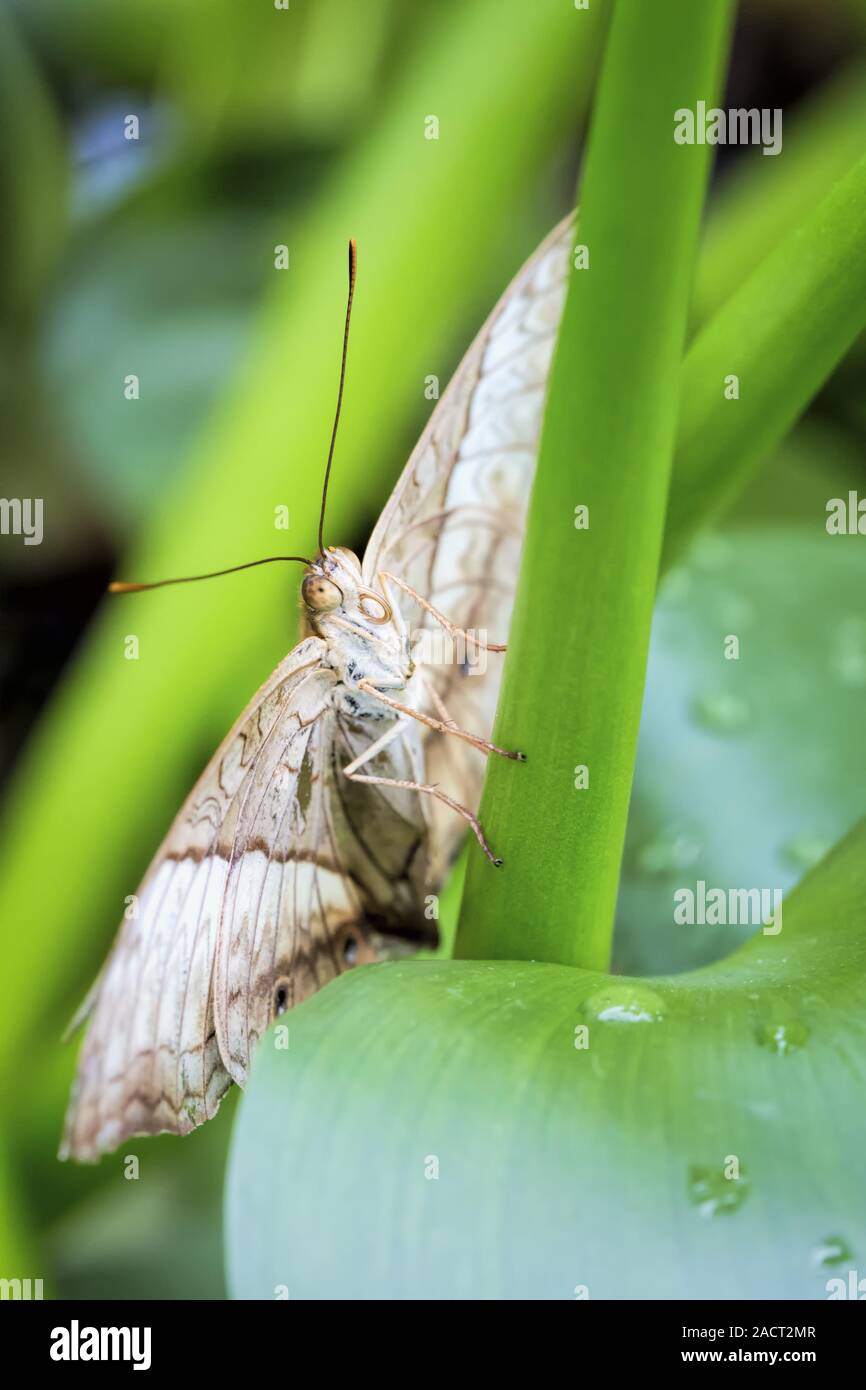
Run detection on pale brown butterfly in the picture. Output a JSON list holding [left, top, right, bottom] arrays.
[[61, 214, 575, 1161]]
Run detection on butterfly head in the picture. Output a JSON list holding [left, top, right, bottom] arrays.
[[302, 546, 394, 632]]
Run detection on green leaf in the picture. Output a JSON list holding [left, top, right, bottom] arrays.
[[692, 61, 866, 325], [617, 529, 866, 975], [43, 198, 270, 530], [457, 0, 734, 971], [0, 5, 67, 321], [0, 1143, 37, 1288], [227, 808, 866, 1299], [165, 0, 392, 147], [664, 148, 866, 571]]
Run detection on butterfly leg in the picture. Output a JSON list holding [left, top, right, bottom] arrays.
[[343, 765, 502, 866], [379, 570, 507, 652], [340, 717, 410, 778], [356, 679, 525, 761], [340, 709, 502, 863], [414, 672, 488, 768], [418, 671, 458, 728]]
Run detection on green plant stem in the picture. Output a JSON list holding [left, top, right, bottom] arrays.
[[456, 0, 734, 970]]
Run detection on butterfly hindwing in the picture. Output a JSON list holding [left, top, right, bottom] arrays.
[[62, 639, 331, 1159]]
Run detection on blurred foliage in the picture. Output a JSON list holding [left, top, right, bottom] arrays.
[[618, 531, 866, 975], [0, 0, 865, 1301], [665, 149, 866, 570]]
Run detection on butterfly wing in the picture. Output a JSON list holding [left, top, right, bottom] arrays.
[[362, 213, 574, 853], [214, 697, 434, 1086], [61, 638, 330, 1159], [62, 633, 436, 1160]]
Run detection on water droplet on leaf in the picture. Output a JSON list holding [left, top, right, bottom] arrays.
[[812, 1236, 853, 1268], [782, 834, 832, 870], [692, 534, 731, 571], [693, 693, 752, 734], [660, 567, 692, 604], [755, 1020, 809, 1055], [581, 984, 666, 1024], [688, 1164, 749, 1217], [637, 828, 702, 876], [831, 616, 866, 687], [718, 591, 756, 628]]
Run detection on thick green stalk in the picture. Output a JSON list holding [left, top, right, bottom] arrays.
[[457, 0, 734, 969]]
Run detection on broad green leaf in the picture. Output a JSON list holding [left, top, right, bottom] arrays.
[[227, 810, 866, 1299]]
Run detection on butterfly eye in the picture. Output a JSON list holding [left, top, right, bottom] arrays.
[[272, 977, 291, 1016], [342, 934, 359, 966], [358, 590, 392, 624], [302, 574, 343, 612]]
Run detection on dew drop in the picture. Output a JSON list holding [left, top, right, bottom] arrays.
[[692, 534, 731, 571], [755, 1019, 809, 1055], [811, 1236, 853, 1269], [581, 984, 666, 1024], [688, 1164, 749, 1217], [831, 617, 866, 687], [636, 828, 702, 876], [660, 567, 692, 605], [746, 1099, 779, 1122], [718, 592, 756, 628], [781, 834, 833, 870], [693, 692, 752, 734]]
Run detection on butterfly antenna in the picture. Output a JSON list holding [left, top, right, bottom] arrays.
[[317, 238, 357, 558], [111, 243, 357, 597], [109, 555, 313, 594]]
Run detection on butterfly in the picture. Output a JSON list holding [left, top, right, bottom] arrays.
[[61, 214, 575, 1160]]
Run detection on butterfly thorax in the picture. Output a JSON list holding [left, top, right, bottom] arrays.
[[301, 545, 413, 722]]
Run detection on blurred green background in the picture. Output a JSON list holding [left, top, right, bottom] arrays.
[[1, 0, 865, 1299]]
